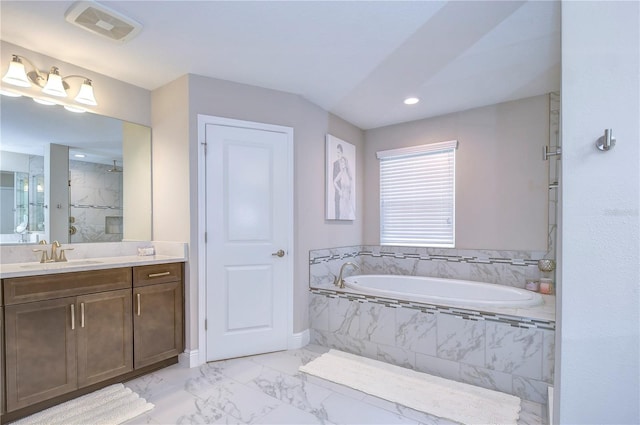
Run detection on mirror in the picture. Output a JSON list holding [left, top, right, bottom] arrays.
[[0, 94, 152, 244]]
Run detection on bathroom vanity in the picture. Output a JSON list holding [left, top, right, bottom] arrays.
[[0, 248, 185, 424]]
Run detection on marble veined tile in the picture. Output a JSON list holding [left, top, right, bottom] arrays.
[[436, 314, 486, 367], [328, 296, 360, 338], [256, 401, 332, 424], [395, 308, 437, 356], [124, 346, 547, 425], [360, 394, 460, 425], [485, 322, 543, 380], [359, 302, 396, 345], [249, 346, 323, 376], [190, 378, 283, 423], [318, 393, 418, 424], [245, 365, 334, 417]]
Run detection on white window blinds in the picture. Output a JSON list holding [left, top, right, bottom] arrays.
[[377, 140, 457, 247]]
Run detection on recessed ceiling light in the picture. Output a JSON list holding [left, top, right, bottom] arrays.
[[74, 154, 86, 158], [404, 97, 420, 105]]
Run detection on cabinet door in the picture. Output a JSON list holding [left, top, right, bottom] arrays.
[[77, 289, 133, 387], [133, 281, 183, 368], [4, 297, 77, 411], [1, 306, 4, 416]]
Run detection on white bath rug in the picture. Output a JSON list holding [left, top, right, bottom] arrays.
[[12, 383, 154, 425], [299, 349, 521, 425]]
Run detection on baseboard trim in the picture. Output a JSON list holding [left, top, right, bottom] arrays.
[[288, 329, 310, 349], [179, 349, 201, 368]]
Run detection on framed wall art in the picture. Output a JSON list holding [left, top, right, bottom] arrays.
[[326, 134, 356, 220]]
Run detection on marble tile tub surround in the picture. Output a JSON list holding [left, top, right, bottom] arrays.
[[0, 240, 187, 264], [309, 245, 555, 290], [309, 245, 556, 322], [309, 293, 555, 405]]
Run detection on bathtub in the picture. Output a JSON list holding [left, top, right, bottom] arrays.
[[343, 274, 543, 308]]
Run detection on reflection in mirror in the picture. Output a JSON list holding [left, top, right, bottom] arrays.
[[0, 94, 152, 244]]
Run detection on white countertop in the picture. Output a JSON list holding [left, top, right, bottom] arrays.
[[0, 254, 186, 279], [0, 241, 188, 279]]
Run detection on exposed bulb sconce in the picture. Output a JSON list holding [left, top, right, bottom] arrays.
[[2, 54, 98, 106]]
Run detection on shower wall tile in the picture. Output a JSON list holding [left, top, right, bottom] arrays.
[[436, 314, 486, 367], [485, 322, 543, 380]]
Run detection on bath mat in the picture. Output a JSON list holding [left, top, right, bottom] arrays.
[[12, 383, 154, 425], [299, 349, 520, 425]]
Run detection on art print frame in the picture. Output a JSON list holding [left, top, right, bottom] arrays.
[[326, 134, 356, 220]]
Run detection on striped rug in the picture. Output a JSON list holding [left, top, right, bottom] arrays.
[[299, 349, 521, 425]]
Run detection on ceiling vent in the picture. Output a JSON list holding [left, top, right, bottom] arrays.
[[65, 1, 142, 43]]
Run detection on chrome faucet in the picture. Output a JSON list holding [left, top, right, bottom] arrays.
[[333, 262, 360, 289]]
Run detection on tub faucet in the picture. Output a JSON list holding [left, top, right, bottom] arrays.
[[334, 262, 360, 289]]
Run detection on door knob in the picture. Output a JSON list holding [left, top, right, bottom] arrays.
[[272, 249, 285, 257]]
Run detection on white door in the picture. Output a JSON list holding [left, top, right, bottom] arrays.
[[202, 117, 293, 362]]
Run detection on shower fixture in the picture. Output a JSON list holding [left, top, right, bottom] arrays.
[[108, 160, 122, 173]]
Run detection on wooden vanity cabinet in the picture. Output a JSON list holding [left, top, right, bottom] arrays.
[[1, 304, 4, 419], [3, 268, 132, 412], [76, 288, 133, 387], [133, 263, 184, 369]]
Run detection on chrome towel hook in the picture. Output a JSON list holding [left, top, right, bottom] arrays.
[[543, 145, 562, 160], [596, 129, 616, 151]]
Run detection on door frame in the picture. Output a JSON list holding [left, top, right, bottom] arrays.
[[197, 114, 294, 365]]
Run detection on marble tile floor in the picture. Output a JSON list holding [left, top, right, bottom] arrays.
[[122, 344, 547, 425]]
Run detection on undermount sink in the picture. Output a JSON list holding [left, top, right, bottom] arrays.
[[20, 260, 103, 269]]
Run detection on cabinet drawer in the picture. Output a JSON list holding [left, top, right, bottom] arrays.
[[133, 263, 182, 287], [3, 268, 132, 305]]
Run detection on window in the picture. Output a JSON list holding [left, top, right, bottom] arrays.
[[377, 140, 457, 247]]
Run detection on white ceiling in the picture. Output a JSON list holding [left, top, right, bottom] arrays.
[[0, 0, 560, 130]]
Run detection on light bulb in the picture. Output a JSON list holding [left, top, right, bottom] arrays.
[[74, 79, 97, 106], [42, 67, 67, 97], [2, 55, 31, 87]]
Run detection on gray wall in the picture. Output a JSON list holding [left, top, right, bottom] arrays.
[[363, 94, 549, 251], [151, 74, 365, 351], [557, 2, 640, 423], [0, 41, 151, 126]]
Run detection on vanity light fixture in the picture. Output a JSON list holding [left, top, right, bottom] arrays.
[[0, 89, 22, 97], [2, 54, 98, 107], [403, 97, 420, 105], [64, 105, 87, 113], [32, 98, 57, 106]]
